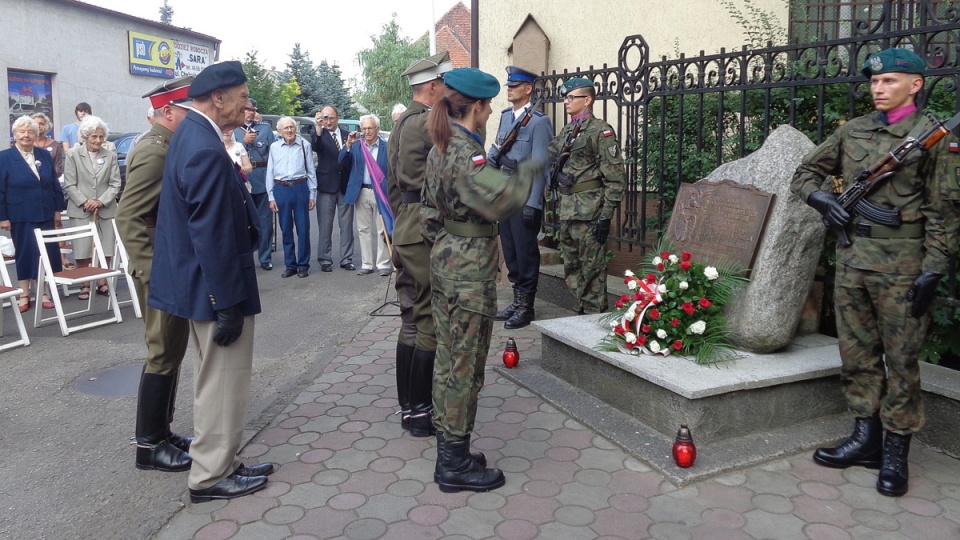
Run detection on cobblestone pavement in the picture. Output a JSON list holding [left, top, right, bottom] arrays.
[[155, 293, 960, 540]]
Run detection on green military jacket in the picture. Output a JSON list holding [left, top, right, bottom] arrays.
[[548, 113, 626, 221], [115, 123, 173, 282], [791, 110, 960, 275], [387, 100, 433, 246], [421, 127, 532, 282]]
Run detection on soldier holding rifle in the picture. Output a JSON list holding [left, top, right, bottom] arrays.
[[791, 48, 960, 498]]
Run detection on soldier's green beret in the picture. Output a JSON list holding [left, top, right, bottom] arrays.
[[560, 77, 593, 95], [443, 68, 500, 100], [862, 48, 926, 77]]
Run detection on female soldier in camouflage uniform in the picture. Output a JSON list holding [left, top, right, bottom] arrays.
[[421, 68, 545, 493]]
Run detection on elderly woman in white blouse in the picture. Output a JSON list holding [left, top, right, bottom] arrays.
[[63, 115, 121, 300]]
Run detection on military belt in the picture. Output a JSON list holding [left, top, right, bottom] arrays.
[[400, 191, 421, 204], [443, 220, 498, 238], [559, 179, 603, 196], [275, 177, 307, 187], [251, 160, 267, 168], [853, 222, 924, 239]]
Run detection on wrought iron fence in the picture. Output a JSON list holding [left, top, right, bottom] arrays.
[[535, 0, 960, 260]]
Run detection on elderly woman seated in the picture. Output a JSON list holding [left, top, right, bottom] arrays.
[[63, 115, 121, 300], [0, 115, 66, 312]]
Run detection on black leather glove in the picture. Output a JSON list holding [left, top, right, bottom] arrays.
[[806, 191, 850, 229], [486, 147, 500, 168], [213, 305, 244, 347], [593, 217, 612, 244], [522, 206, 540, 230], [906, 272, 942, 318]]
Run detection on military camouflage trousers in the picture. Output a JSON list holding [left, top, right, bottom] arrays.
[[559, 219, 608, 314], [430, 276, 496, 441], [835, 264, 928, 434]]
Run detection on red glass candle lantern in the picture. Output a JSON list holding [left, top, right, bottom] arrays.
[[672, 424, 697, 468], [502, 337, 519, 368]]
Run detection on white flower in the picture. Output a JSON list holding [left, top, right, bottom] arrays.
[[624, 270, 635, 277], [688, 320, 706, 335], [704, 266, 719, 280], [668, 254, 679, 264], [657, 284, 667, 294], [656, 329, 667, 339], [625, 332, 637, 344], [627, 280, 638, 290], [679, 281, 689, 290], [652, 256, 662, 265], [609, 319, 618, 328], [625, 310, 636, 321], [649, 340, 662, 353]]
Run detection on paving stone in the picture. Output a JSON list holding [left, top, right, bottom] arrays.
[[299, 415, 347, 434], [895, 511, 960, 539], [553, 504, 596, 526], [415, 482, 471, 509], [850, 508, 900, 531], [501, 492, 562, 525], [394, 457, 436, 482], [263, 504, 305, 525], [591, 506, 653, 537], [666, 485, 700, 500], [313, 469, 350, 486], [186, 498, 228, 514], [226, 521, 292, 540], [259, 443, 309, 466], [255, 481, 292, 499], [751, 493, 794, 513], [790, 495, 857, 528], [837, 483, 904, 513], [279, 482, 339, 509], [499, 438, 550, 459], [356, 492, 419, 524], [741, 509, 807, 540], [699, 507, 746, 529], [384, 521, 444, 539], [576, 447, 632, 473], [440, 507, 501, 539], [644, 495, 706, 527], [942, 483, 960, 501], [467, 492, 507, 512], [897, 495, 943, 517], [324, 448, 378, 473], [212, 496, 278, 524], [788, 458, 848, 486], [841, 467, 880, 488], [339, 470, 400, 497], [692, 482, 755, 513], [940, 497, 960, 524], [743, 469, 804, 497], [844, 525, 908, 539], [713, 472, 748, 487], [689, 525, 754, 539], [538, 521, 603, 540], [607, 469, 665, 498], [494, 519, 540, 540], [526, 457, 580, 484], [575, 468, 613, 487], [623, 456, 653, 473], [646, 522, 694, 540], [801, 523, 851, 540]]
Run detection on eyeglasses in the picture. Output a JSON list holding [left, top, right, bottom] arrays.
[[360, 127, 377, 131], [563, 94, 589, 102], [279, 126, 297, 131], [320, 115, 338, 120]]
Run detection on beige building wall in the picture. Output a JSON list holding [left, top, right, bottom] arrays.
[[479, 0, 789, 114]]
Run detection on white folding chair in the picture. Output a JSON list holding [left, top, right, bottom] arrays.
[[34, 223, 123, 336], [108, 220, 142, 319], [0, 256, 30, 351]]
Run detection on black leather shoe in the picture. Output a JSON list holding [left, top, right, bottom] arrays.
[[235, 462, 277, 477], [321, 264, 333, 273], [298, 270, 309, 278], [358, 268, 374, 275], [281, 268, 297, 278], [340, 263, 356, 271], [136, 440, 192, 472], [189, 473, 268, 503], [379, 269, 392, 277], [260, 262, 273, 271]]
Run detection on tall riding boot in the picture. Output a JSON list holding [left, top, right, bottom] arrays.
[[165, 368, 193, 453], [396, 342, 415, 432], [813, 413, 882, 469], [504, 293, 535, 329], [407, 348, 438, 437], [877, 431, 912, 497], [135, 372, 192, 472], [495, 289, 522, 321], [435, 433, 505, 493]]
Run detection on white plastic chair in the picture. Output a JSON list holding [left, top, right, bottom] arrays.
[[33, 223, 123, 336], [108, 220, 142, 319], [0, 256, 30, 351]]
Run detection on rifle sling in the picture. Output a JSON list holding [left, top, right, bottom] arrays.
[[852, 220, 924, 239], [559, 179, 603, 195]]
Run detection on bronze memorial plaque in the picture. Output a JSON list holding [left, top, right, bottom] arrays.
[[665, 179, 774, 272]]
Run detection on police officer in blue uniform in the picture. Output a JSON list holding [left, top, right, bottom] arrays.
[[487, 66, 554, 328], [235, 99, 278, 270]]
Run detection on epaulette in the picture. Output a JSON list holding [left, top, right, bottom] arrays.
[[501, 107, 512, 114], [532, 110, 546, 117]]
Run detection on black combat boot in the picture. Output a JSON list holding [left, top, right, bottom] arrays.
[[396, 342, 415, 432], [136, 373, 192, 472], [813, 413, 882, 469], [495, 289, 522, 321], [165, 369, 193, 453], [435, 433, 505, 493], [434, 433, 487, 482], [504, 293, 535, 329], [407, 348, 437, 437], [877, 431, 912, 497]]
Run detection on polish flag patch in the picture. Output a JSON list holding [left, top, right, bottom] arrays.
[[950, 142, 959, 153], [602, 129, 613, 137], [472, 154, 486, 166]]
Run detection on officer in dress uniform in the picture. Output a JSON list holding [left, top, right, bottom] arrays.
[[548, 77, 625, 314], [487, 66, 554, 329], [116, 75, 194, 473], [235, 99, 278, 270], [791, 48, 960, 497]]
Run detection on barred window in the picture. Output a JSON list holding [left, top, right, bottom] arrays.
[[789, 1, 952, 43]]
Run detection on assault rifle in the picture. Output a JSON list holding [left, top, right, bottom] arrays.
[[829, 110, 960, 247], [548, 117, 584, 196], [491, 97, 544, 169]]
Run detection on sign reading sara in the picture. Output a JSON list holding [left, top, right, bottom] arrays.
[[174, 41, 210, 77], [129, 31, 176, 79]]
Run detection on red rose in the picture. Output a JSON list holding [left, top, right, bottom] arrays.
[[648, 309, 660, 320], [625, 341, 636, 349], [682, 302, 695, 315], [681, 251, 692, 261], [623, 277, 631, 285], [673, 340, 683, 350], [646, 273, 657, 283], [641, 325, 650, 333], [614, 325, 624, 334], [679, 261, 691, 271], [671, 318, 679, 327], [615, 300, 624, 309], [634, 292, 643, 301], [637, 335, 647, 346], [620, 294, 630, 303], [699, 297, 712, 308], [660, 251, 670, 259], [657, 263, 665, 272]]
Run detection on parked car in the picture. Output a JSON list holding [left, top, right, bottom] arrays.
[[107, 132, 139, 201]]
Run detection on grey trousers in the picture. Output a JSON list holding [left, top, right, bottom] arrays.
[[315, 191, 354, 266]]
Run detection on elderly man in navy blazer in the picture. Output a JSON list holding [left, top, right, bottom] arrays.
[[149, 61, 275, 503], [338, 114, 391, 276], [312, 105, 355, 272]]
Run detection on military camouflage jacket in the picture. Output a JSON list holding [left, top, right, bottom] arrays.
[[548, 113, 626, 221], [421, 127, 532, 282], [791, 110, 960, 275]]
